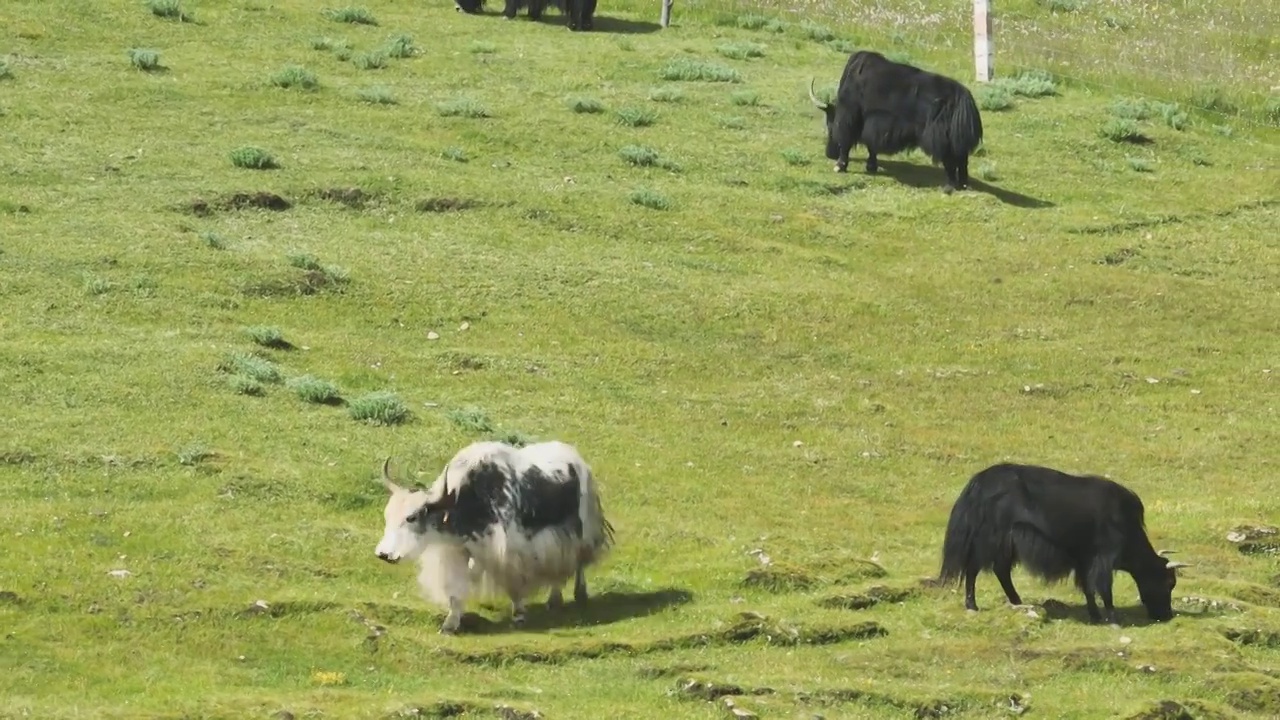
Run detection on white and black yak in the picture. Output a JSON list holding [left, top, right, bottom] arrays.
[[374, 440, 615, 634], [938, 463, 1189, 624], [808, 50, 984, 192]]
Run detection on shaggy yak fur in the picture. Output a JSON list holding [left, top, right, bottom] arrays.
[[375, 440, 614, 634], [938, 463, 1189, 624], [454, 0, 596, 31], [809, 49, 984, 192]]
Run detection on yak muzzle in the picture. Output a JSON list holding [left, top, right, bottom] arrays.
[[376, 551, 400, 565]]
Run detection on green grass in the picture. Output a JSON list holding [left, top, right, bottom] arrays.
[[270, 65, 319, 90], [147, 0, 194, 23], [437, 97, 490, 118], [228, 146, 279, 169], [325, 6, 377, 25], [355, 85, 396, 104], [658, 57, 741, 83], [2, 1, 1280, 718], [127, 48, 162, 72]]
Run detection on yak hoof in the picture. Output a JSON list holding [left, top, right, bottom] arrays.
[[512, 613, 527, 627], [439, 624, 459, 635], [834, 163, 847, 173]]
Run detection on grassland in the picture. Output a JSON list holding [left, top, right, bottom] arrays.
[[1, 0, 1279, 718]]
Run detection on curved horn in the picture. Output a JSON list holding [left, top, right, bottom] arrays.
[[808, 78, 828, 110], [380, 457, 400, 492], [1166, 560, 1191, 570]]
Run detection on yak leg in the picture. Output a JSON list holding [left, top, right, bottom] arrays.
[[958, 156, 971, 190], [993, 559, 1023, 607], [573, 567, 589, 604], [963, 565, 980, 612], [547, 585, 564, 609], [942, 160, 959, 194], [511, 594, 528, 627], [566, 0, 582, 30], [528, 0, 545, 19], [441, 595, 465, 634], [582, 0, 596, 29], [503, 0, 519, 19], [864, 149, 878, 174]]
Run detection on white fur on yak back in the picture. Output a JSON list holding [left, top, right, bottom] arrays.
[[408, 440, 614, 610]]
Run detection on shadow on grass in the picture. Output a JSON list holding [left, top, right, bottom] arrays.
[[869, 159, 1056, 208], [465, 587, 694, 634], [487, 11, 662, 34], [1031, 598, 1221, 627]]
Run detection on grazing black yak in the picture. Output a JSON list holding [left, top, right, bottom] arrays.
[[938, 463, 1189, 624], [454, 0, 595, 31], [808, 50, 984, 192]]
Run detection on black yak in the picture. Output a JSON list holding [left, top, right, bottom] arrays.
[[454, 0, 595, 30], [808, 50, 984, 192], [938, 463, 1189, 624]]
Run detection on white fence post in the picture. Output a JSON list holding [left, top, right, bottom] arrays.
[[660, 0, 674, 28], [974, 0, 993, 82]]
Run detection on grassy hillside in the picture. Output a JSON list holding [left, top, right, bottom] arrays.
[[2, 1, 1279, 718]]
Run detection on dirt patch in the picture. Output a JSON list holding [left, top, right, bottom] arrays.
[[671, 678, 985, 718], [385, 702, 542, 719], [0, 590, 22, 606], [313, 187, 378, 209], [1098, 247, 1142, 266], [437, 613, 886, 666], [818, 585, 917, 610], [185, 192, 292, 216], [1223, 628, 1280, 649], [674, 678, 773, 701], [741, 565, 816, 593], [416, 197, 481, 213], [1226, 525, 1280, 556]]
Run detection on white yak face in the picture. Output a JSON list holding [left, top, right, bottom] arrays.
[[373, 459, 432, 564], [375, 485, 429, 563]]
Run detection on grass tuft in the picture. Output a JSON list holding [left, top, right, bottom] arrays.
[[271, 66, 319, 91], [1043, 0, 1082, 12], [1127, 157, 1154, 173], [199, 231, 228, 250], [148, 0, 193, 22], [244, 326, 289, 349], [441, 146, 468, 163], [356, 86, 396, 105], [470, 41, 496, 54], [0, 60, 11, 81], [648, 86, 684, 103], [228, 375, 265, 396], [176, 443, 213, 466], [437, 97, 490, 118], [729, 90, 761, 107], [446, 406, 496, 434], [286, 375, 342, 405], [218, 351, 283, 384], [618, 145, 660, 166], [659, 58, 741, 83], [616, 107, 657, 127], [977, 84, 1014, 111], [735, 14, 771, 30], [780, 149, 810, 166], [629, 188, 671, 210], [349, 391, 410, 425], [309, 36, 349, 52], [716, 42, 766, 60], [324, 7, 377, 25], [228, 146, 279, 170], [1099, 118, 1148, 143], [127, 49, 162, 72], [383, 34, 416, 58], [567, 96, 604, 114], [976, 161, 998, 181], [351, 51, 388, 70], [798, 20, 837, 42], [993, 69, 1058, 98]]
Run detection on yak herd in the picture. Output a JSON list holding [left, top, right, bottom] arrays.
[[371, 6, 1189, 635]]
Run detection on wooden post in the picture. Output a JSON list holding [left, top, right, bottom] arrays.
[[973, 0, 993, 82], [660, 0, 674, 28]]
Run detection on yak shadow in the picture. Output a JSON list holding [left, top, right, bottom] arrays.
[[477, 11, 662, 34], [868, 159, 1056, 209], [1032, 598, 1216, 627], [461, 587, 693, 634]]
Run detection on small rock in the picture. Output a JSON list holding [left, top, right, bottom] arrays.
[[1137, 664, 1156, 673], [1145, 377, 1160, 384], [459, 321, 470, 331], [793, 440, 804, 448], [1190, 389, 1201, 395], [273, 712, 296, 720], [426, 331, 440, 340], [248, 599, 270, 614], [1025, 609, 1039, 619], [107, 569, 131, 579], [1119, 636, 1132, 645], [722, 697, 757, 719]]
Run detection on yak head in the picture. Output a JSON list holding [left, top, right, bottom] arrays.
[[807, 78, 839, 161], [1134, 549, 1190, 621], [454, 0, 484, 13], [373, 458, 458, 564]]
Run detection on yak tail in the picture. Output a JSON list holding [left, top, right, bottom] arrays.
[[576, 460, 615, 560], [938, 474, 986, 585], [922, 85, 984, 163]]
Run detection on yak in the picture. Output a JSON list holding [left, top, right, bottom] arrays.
[[808, 50, 984, 192], [454, 0, 596, 30], [374, 440, 614, 634], [938, 463, 1189, 625]]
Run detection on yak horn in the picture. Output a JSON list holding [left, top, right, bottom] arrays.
[[808, 78, 827, 109], [381, 457, 400, 491], [1166, 560, 1191, 570]]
